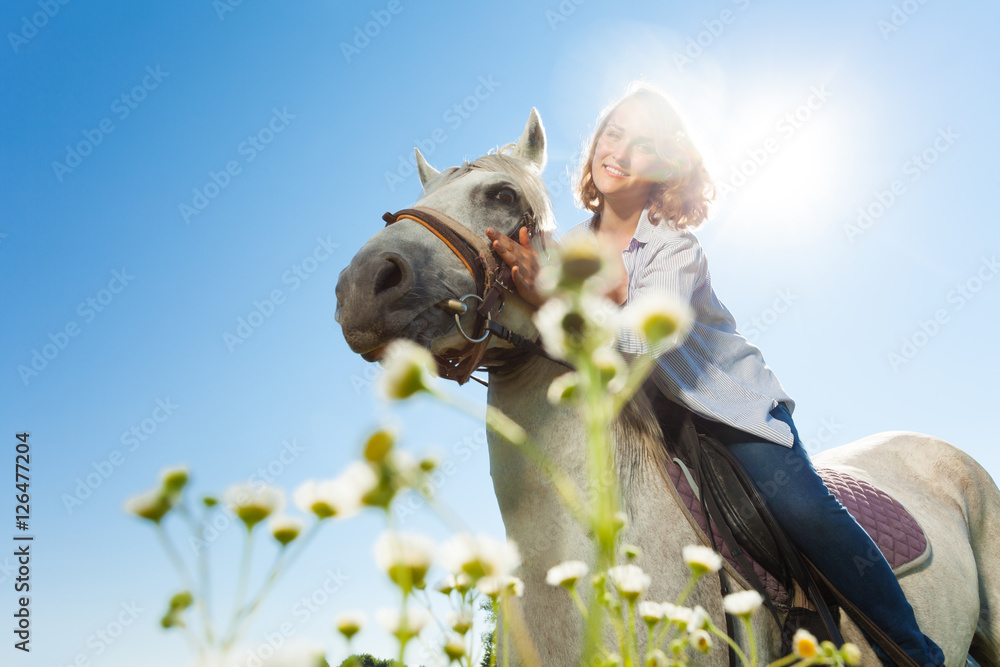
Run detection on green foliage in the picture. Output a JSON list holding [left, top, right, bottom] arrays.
[[478, 597, 497, 667], [336, 654, 404, 667]]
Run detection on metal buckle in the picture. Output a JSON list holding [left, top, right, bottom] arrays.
[[451, 293, 490, 343]]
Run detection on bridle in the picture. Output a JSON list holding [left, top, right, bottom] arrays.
[[381, 205, 566, 385]]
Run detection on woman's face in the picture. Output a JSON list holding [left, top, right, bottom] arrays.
[[591, 99, 669, 206]]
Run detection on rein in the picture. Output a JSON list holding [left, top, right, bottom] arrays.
[[382, 205, 565, 384]]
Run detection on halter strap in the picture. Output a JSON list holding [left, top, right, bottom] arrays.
[[382, 205, 536, 384]]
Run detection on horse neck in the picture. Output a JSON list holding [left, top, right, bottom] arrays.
[[485, 355, 701, 595]]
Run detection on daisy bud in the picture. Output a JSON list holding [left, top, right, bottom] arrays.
[[169, 591, 193, 611], [363, 428, 395, 463], [840, 642, 862, 665], [161, 466, 189, 495]]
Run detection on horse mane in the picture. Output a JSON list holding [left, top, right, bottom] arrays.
[[612, 389, 673, 510]]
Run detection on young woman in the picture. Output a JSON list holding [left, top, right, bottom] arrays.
[[486, 84, 945, 666]]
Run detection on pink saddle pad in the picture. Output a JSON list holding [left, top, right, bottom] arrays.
[[666, 458, 929, 607]]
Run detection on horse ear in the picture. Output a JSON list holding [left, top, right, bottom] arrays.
[[415, 148, 440, 189], [513, 108, 546, 170]]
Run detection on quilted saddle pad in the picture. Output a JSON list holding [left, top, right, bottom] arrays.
[[665, 457, 930, 607]]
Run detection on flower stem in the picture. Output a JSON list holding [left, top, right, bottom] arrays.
[[743, 617, 757, 667], [708, 621, 750, 667]]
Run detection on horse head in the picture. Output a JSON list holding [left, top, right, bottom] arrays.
[[336, 109, 553, 380]]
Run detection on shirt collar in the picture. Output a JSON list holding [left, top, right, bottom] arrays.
[[587, 208, 655, 246]]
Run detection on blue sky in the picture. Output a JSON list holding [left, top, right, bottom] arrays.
[[2, 1, 999, 665]]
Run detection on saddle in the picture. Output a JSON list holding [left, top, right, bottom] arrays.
[[648, 390, 928, 667]]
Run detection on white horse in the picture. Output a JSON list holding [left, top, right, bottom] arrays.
[[336, 109, 1000, 667]]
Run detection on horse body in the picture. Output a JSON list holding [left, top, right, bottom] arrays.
[[336, 110, 1000, 666]]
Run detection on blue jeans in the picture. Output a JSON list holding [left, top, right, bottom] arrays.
[[706, 403, 945, 667]]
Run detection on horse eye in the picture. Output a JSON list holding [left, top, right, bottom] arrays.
[[495, 187, 516, 205]]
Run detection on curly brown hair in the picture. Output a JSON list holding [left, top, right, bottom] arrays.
[[575, 84, 715, 230]]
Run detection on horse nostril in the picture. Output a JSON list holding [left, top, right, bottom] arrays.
[[374, 257, 404, 295]]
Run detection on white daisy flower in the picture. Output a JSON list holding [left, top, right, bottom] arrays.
[[443, 634, 467, 661], [268, 515, 304, 546], [690, 628, 712, 652], [293, 477, 361, 520], [723, 590, 764, 618], [682, 544, 723, 576], [374, 531, 435, 592], [545, 560, 589, 588], [592, 346, 628, 394], [688, 605, 710, 631], [621, 293, 693, 355], [646, 648, 669, 667], [792, 628, 819, 658], [378, 339, 437, 400], [334, 611, 366, 640], [607, 564, 651, 601], [446, 610, 473, 635], [439, 533, 520, 580], [223, 483, 284, 530], [534, 293, 620, 360], [124, 488, 173, 524], [546, 371, 582, 405], [477, 575, 524, 599], [637, 601, 664, 624], [375, 607, 431, 639]]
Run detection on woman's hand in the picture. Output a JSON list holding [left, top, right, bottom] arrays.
[[486, 226, 545, 308]]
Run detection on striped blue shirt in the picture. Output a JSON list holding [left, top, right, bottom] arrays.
[[568, 210, 796, 447]]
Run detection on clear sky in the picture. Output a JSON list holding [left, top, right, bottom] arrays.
[[3, 1, 999, 666]]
